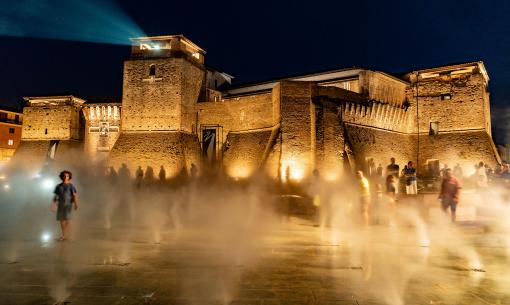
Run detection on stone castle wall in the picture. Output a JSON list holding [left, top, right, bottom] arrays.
[[345, 124, 415, 175], [223, 129, 273, 179], [279, 81, 315, 181], [416, 131, 499, 174], [406, 73, 490, 133], [359, 71, 408, 107], [9, 140, 84, 173], [314, 105, 345, 180], [181, 60, 206, 133], [13, 50, 499, 184], [22, 105, 82, 140], [197, 92, 274, 139], [108, 132, 200, 178], [345, 124, 499, 176], [121, 57, 203, 132]]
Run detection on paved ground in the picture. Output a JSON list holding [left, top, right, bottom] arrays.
[[0, 211, 509, 305]]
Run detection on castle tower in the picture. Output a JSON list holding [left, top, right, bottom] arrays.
[[108, 35, 204, 177], [22, 96, 85, 141], [122, 35, 205, 133], [11, 95, 85, 172]]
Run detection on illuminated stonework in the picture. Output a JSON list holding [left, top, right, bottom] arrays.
[[82, 102, 121, 159], [12, 35, 500, 180]]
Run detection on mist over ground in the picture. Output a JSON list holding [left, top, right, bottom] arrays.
[[1, 153, 510, 305]]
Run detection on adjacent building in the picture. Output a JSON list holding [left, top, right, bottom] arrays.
[[0, 107, 23, 165]]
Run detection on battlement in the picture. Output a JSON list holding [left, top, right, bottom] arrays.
[[342, 101, 410, 133]]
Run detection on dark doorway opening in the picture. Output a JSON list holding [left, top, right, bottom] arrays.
[[202, 129, 217, 164]]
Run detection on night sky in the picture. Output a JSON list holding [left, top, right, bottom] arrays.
[[1, 0, 509, 140]]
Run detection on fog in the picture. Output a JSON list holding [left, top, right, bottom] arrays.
[[1, 153, 509, 304]]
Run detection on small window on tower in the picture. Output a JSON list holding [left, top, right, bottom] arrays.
[[440, 94, 452, 100], [8, 139, 13, 146], [45, 128, 48, 135], [149, 65, 156, 76], [9, 128, 14, 134]]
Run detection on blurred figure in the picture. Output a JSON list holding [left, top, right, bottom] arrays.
[[453, 163, 463, 180], [404, 161, 417, 195], [502, 164, 510, 180], [310, 169, 323, 227], [108, 166, 117, 185], [385, 174, 397, 201], [475, 161, 488, 188], [386, 157, 400, 179], [145, 166, 155, 184], [52, 170, 78, 241], [190, 163, 198, 180], [439, 168, 461, 222], [385, 174, 397, 225], [440, 164, 449, 178], [158, 166, 166, 182], [356, 171, 371, 226], [135, 166, 144, 188], [494, 164, 503, 177], [376, 164, 383, 177]]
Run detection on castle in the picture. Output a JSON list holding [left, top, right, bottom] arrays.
[[13, 35, 500, 181]]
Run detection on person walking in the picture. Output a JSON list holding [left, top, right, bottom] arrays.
[[386, 158, 400, 179], [439, 168, 461, 222], [386, 157, 400, 193], [356, 171, 371, 227], [404, 161, 417, 195], [52, 170, 78, 241]]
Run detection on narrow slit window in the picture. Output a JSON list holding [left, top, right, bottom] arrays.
[[440, 93, 452, 100], [45, 128, 48, 135], [149, 65, 156, 76]]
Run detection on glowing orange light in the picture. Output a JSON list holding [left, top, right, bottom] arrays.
[[227, 163, 253, 179], [281, 158, 306, 182]]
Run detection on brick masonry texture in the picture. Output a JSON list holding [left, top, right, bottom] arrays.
[[345, 124, 499, 175], [121, 58, 203, 132], [22, 106, 82, 140], [108, 132, 200, 178], [279, 82, 315, 180], [223, 130, 273, 178], [197, 92, 274, 141], [406, 73, 490, 133]]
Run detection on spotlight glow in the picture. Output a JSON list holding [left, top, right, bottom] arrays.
[[41, 178, 54, 190], [41, 232, 51, 243]]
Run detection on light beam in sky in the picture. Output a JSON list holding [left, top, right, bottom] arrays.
[[0, 0, 145, 45]]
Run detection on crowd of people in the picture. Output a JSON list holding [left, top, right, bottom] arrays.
[[310, 157, 468, 227], [44, 157, 510, 239]]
